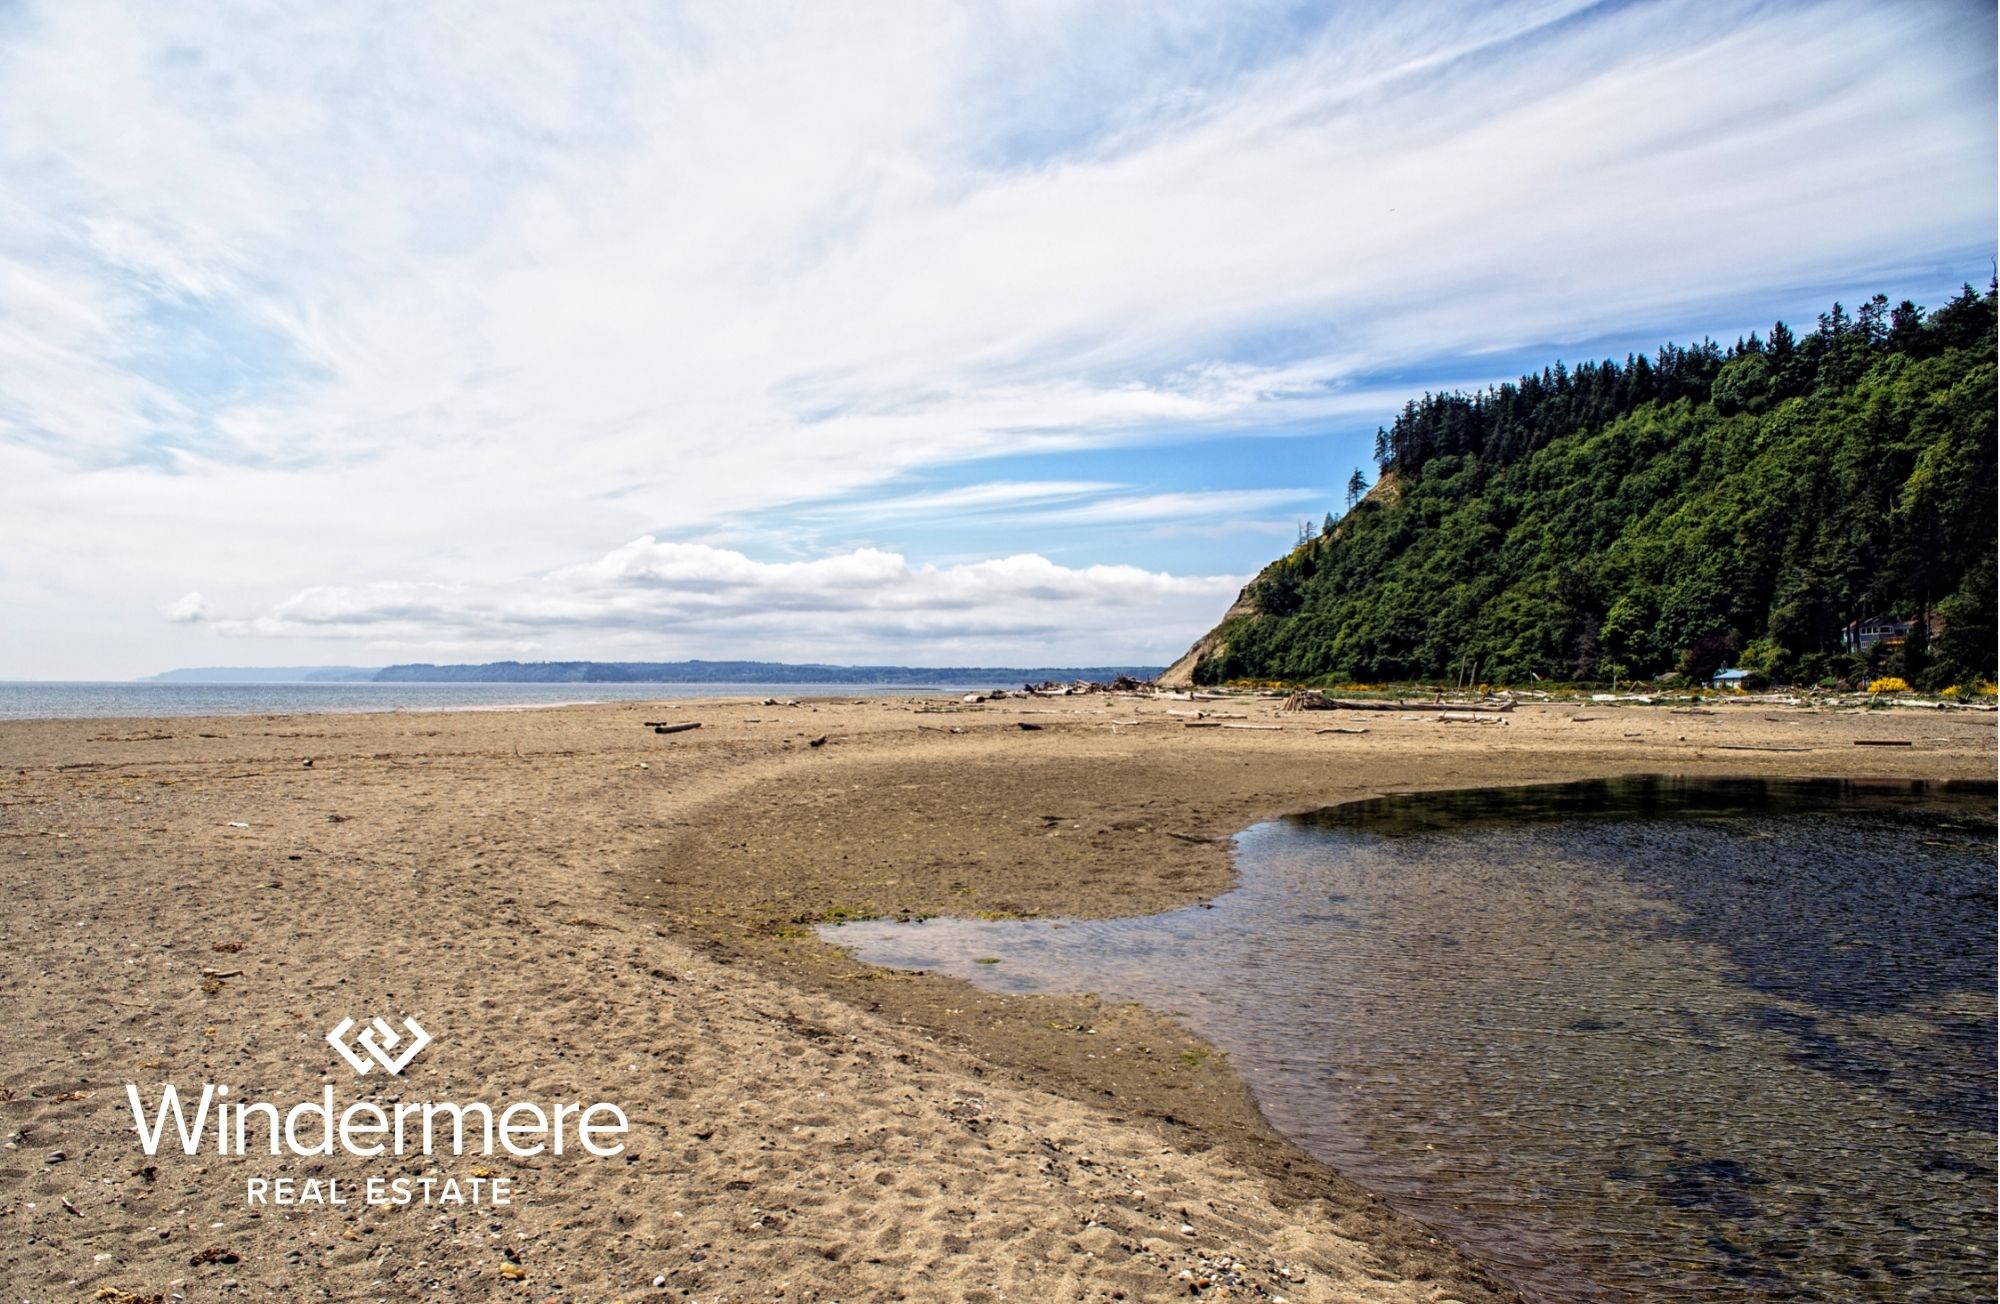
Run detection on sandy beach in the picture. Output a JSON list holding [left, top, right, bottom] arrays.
[[1, 692, 1991, 1302]]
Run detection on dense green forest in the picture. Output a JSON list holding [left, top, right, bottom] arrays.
[[1193, 287, 1997, 690]]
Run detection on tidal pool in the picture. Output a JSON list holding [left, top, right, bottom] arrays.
[[821, 777, 1997, 1302]]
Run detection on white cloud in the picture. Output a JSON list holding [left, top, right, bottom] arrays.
[[814, 480, 1124, 521], [162, 591, 208, 623], [210, 538, 1243, 665], [0, 0, 1989, 674], [1019, 489, 1319, 526]]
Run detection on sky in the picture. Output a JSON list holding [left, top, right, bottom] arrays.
[[1, 0, 1993, 678]]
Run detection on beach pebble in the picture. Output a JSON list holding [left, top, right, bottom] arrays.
[[654, 1274, 667, 1287]]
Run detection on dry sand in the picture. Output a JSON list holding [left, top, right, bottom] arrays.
[[0, 692, 1990, 1302]]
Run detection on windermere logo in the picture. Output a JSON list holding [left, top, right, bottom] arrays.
[[326, 1015, 431, 1075], [125, 1014, 630, 1207]]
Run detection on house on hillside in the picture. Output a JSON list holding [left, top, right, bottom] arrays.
[[1842, 613, 1943, 653], [1710, 668, 1751, 690]]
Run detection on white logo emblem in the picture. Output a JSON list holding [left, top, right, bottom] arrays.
[[327, 1016, 432, 1076]]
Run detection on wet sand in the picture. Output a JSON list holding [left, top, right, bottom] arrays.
[[0, 693, 1989, 1300]]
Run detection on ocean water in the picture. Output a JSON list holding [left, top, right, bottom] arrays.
[[0, 681, 985, 721], [823, 777, 1998, 1303]]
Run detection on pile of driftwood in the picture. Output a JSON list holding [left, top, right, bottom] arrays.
[[1280, 689, 1514, 713], [1021, 675, 1149, 696]]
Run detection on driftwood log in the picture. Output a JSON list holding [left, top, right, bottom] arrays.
[[649, 722, 701, 735]]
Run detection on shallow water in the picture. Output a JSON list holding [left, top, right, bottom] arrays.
[[0, 680, 979, 720], [823, 777, 1998, 1302]]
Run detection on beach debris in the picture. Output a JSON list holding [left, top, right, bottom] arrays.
[[1853, 739, 1914, 747], [212, 941, 244, 953], [300, 757, 313, 768], [1016, 722, 1044, 731], [808, 735, 828, 747], [225, 821, 250, 828], [188, 1245, 238, 1265], [497, 1261, 526, 1280], [1286, 691, 1514, 713], [1221, 723, 1282, 730], [1315, 726, 1369, 735], [1436, 714, 1506, 725], [1182, 720, 1222, 728], [200, 968, 243, 979], [648, 721, 700, 735], [1022, 675, 1149, 696], [1711, 743, 1812, 752]]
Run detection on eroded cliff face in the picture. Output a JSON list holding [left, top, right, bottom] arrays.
[[1156, 583, 1260, 687], [1156, 471, 1401, 687]]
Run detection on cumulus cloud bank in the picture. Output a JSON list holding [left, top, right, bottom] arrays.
[[217, 540, 1242, 665]]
